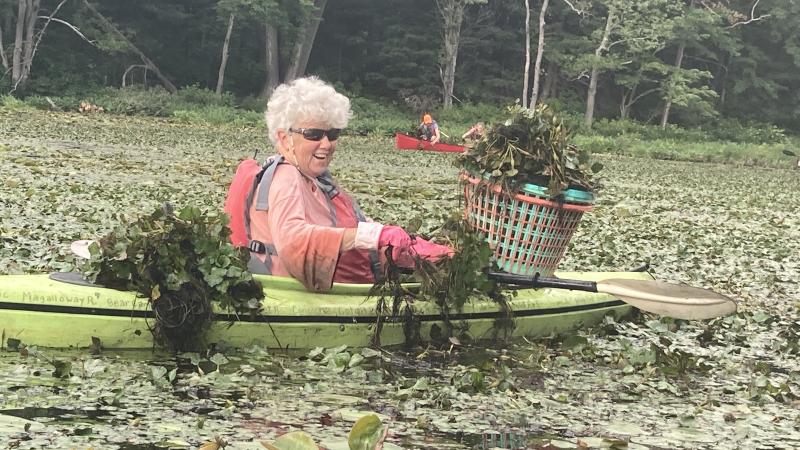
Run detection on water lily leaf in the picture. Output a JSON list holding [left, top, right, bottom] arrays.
[[360, 348, 381, 359], [198, 441, 221, 450], [150, 365, 167, 383], [311, 394, 363, 406], [562, 334, 588, 350], [262, 431, 319, 450], [348, 414, 387, 450], [0, 414, 45, 433], [52, 359, 72, 378], [348, 353, 365, 368], [210, 353, 229, 367], [333, 409, 390, 423], [7, 338, 21, 351], [308, 347, 325, 360]]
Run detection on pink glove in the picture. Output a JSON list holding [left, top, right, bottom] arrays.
[[391, 246, 416, 268], [378, 225, 412, 249], [410, 238, 454, 263]]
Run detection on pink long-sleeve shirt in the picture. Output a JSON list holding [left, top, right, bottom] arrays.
[[248, 163, 377, 291]]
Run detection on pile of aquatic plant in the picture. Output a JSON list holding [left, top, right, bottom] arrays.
[[82, 204, 263, 350], [458, 103, 602, 195], [371, 217, 511, 346]]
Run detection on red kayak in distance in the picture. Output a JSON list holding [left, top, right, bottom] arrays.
[[395, 132, 465, 153]]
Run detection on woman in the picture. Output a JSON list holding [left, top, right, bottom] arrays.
[[247, 77, 451, 291], [462, 122, 485, 141], [418, 113, 441, 145]]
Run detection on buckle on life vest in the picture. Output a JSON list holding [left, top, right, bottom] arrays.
[[249, 240, 267, 254], [248, 240, 277, 255]]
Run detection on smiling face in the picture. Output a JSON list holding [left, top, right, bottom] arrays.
[[276, 121, 338, 178]]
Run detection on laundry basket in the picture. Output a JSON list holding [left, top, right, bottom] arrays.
[[462, 174, 594, 277]]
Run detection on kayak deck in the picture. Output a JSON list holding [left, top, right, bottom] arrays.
[[0, 271, 653, 349]]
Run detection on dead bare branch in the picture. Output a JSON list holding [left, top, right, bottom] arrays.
[[122, 64, 148, 87], [560, 0, 586, 16], [728, 0, 769, 28], [37, 16, 96, 45]]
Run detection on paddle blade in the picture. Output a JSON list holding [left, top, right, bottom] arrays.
[[596, 279, 737, 320], [70, 240, 98, 259]]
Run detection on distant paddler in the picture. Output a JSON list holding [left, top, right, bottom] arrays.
[[224, 77, 452, 292]]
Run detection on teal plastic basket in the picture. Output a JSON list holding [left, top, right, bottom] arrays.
[[462, 174, 594, 277]]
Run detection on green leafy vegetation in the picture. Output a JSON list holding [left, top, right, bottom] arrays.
[[459, 104, 600, 194], [369, 218, 507, 346], [83, 205, 263, 350]]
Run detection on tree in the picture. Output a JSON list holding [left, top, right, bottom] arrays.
[[528, 0, 550, 107], [82, 0, 177, 93], [583, 5, 616, 128], [659, 0, 768, 128], [258, 0, 328, 98], [435, 0, 486, 108], [612, 0, 680, 119], [284, 0, 327, 82], [6, 0, 94, 91], [522, 0, 531, 107], [215, 12, 234, 94]]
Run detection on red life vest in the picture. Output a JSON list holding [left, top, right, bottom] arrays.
[[223, 156, 284, 252], [223, 155, 382, 281]]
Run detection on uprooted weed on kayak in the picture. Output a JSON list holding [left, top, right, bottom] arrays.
[[79, 204, 263, 350]]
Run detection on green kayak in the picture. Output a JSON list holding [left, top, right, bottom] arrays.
[[0, 271, 652, 349]]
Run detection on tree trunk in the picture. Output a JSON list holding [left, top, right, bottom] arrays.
[[260, 23, 280, 98], [620, 84, 636, 119], [660, 41, 684, 129], [12, 0, 28, 84], [20, 0, 38, 81], [717, 53, 729, 108], [437, 0, 467, 108], [584, 11, 614, 129], [0, 18, 8, 70], [284, 0, 328, 82], [522, 0, 531, 108], [82, 0, 177, 93], [660, 0, 695, 129], [540, 60, 557, 100], [528, 0, 549, 107], [215, 14, 235, 95]]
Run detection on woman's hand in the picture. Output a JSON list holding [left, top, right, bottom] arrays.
[[378, 225, 412, 249], [410, 238, 454, 262]]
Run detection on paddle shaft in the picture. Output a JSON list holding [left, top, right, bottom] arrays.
[[488, 272, 598, 292]]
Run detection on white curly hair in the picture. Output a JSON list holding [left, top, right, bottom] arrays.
[[265, 76, 352, 145]]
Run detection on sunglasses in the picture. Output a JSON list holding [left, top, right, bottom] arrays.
[[289, 127, 342, 141]]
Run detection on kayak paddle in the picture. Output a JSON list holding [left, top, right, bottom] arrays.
[[488, 272, 737, 320], [71, 239, 96, 259]]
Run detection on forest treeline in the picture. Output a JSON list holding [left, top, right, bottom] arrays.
[[1, 0, 798, 133]]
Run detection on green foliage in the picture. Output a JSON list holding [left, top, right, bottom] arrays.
[[0, 95, 31, 111], [346, 95, 412, 136], [586, 117, 787, 145], [172, 105, 263, 126], [83, 204, 263, 350], [418, 219, 500, 313], [22, 85, 264, 126], [348, 414, 387, 450], [458, 103, 599, 194], [369, 217, 505, 346], [262, 431, 319, 450], [174, 84, 237, 107]]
